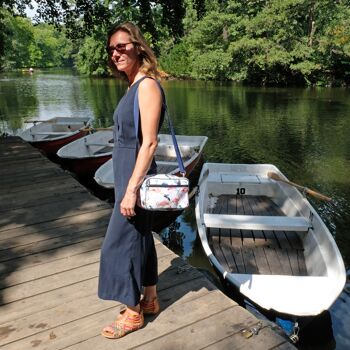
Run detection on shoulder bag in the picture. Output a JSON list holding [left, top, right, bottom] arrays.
[[133, 84, 189, 211]]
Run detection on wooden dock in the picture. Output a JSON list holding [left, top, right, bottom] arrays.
[[0, 137, 296, 350]]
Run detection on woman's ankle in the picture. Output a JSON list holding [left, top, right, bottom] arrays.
[[126, 304, 141, 314]]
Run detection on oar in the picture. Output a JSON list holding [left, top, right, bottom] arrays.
[[267, 172, 332, 202]]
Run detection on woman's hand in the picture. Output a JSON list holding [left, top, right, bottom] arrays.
[[120, 188, 137, 217]]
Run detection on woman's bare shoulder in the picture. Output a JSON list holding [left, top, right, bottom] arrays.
[[138, 77, 161, 94]]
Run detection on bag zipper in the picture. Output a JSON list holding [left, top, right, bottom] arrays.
[[146, 184, 188, 188]]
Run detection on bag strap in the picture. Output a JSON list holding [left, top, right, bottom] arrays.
[[133, 81, 186, 176]]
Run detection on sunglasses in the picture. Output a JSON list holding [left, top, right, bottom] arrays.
[[106, 42, 133, 56]]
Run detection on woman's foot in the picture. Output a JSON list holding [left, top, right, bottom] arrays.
[[140, 296, 160, 315], [101, 308, 144, 339]]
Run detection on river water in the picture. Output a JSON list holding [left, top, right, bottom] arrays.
[[1, 69, 349, 349]]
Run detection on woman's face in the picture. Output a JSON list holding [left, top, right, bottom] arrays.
[[108, 30, 140, 76]]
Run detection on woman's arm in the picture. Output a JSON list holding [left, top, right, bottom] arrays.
[[120, 78, 162, 217]]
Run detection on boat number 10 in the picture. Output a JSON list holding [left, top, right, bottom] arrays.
[[236, 188, 246, 195]]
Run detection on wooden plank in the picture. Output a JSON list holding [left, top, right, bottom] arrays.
[[0, 198, 110, 231], [0, 245, 169, 324], [2, 239, 160, 288], [0, 257, 212, 347], [0, 155, 49, 168], [252, 247, 271, 274], [1, 248, 172, 308], [0, 208, 111, 240], [0, 186, 88, 212], [0, 237, 104, 280], [285, 230, 304, 250], [0, 180, 82, 203], [219, 196, 231, 244], [211, 195, 227, 243], [246, 195, 267, 215], [0, 278, 99, 326], [240, 196, 256, 246], [0, 225, 107, 263], [241, 247, 259, 274], [227, 196, 243, 246], [232, 248, 246, 274], [0, 167, 65, 185], [275, 249, 293, 276], [0, 175, 76, 195], [237, 196, 255, 245], [253, 197, 294, 250], [0, 278, 216, 350], [131, 306, 257, 350], [211, 237, 231, 272], [0, 191, 97, 217], [216, 237, 238, 273], [63, 291, 237, 350], [245, 196, 267, 245], [203, 324, 293, 350], [273, 230, 292, 249], [262, 230, 279, 248], [0, 218, 110, 251], [248, 196, 279, 247], [2, 249, 101, 287], [263, 247, 286, 275]]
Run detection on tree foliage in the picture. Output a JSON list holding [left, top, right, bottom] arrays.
[[2, 0, 350, 85], [161, 0, 350, 86], [0, 10, 72, 70]]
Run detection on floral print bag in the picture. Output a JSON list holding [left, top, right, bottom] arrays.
[[138, 174, 189, 211]]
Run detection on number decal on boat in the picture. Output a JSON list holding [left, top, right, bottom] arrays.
[[236, 188, 246, 195]]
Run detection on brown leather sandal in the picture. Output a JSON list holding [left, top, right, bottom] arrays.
[[140, 297, 160, 315], [101, 309, 144, 339]]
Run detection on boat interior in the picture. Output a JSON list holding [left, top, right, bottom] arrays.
[[29, 122, 86, 140], [203, 172, 318, 277], [155, 144, 196, 173]]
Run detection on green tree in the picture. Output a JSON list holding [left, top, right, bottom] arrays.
[[29, 24, 73, 68], [161, 0, 350, 86], [75, 31, 109, 76], [2, 14, 34, 69]]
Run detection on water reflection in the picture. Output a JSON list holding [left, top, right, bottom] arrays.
[[1, 69, 349, 349]]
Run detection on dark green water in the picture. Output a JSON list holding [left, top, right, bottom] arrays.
[[1, 69, 349, 349]]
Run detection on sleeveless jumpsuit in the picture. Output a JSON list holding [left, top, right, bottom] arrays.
[[98, 77, 164, 306]]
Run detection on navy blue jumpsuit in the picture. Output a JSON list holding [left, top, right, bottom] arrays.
[[98, 76, 164, 306]]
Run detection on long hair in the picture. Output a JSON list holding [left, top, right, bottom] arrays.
[[106, 22, 160, 80]]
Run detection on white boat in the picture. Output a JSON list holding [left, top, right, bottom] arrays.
[[195, 163, 346, 317], [20, 117, 91, 156], [57, 129, 113, 176], [94, 134, 208, 188]]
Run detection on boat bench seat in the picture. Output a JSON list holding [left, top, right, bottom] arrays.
[[33, 132, 73, 135], [203, 214, 311, 232], [84, 142, 113, 147]]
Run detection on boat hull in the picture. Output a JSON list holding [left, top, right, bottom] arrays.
[[30, 130, 88, 157], [63, 154, 112, 177]]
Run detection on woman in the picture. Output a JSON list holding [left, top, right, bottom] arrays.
[[98, 22, 164, 339]]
